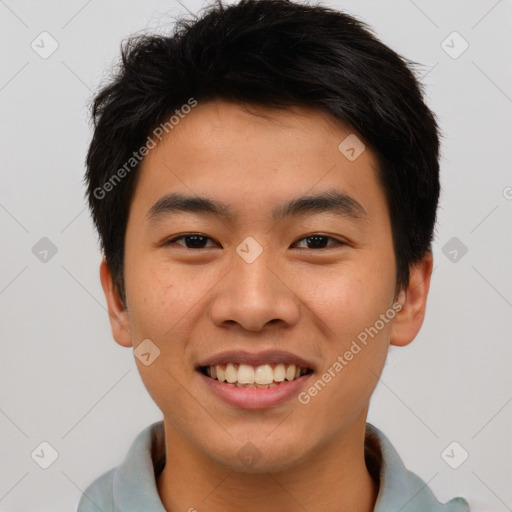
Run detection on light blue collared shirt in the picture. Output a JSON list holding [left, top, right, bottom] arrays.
[[77, 421, 470, 512]]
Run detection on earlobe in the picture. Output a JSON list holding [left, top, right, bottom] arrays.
[[99, 258, 133, 347], [389, 252, 433, 347]]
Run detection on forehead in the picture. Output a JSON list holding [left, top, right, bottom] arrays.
[[130, 100, 386, 225]]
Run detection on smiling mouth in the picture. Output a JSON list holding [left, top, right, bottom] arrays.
[[199, 363, 313, 389]]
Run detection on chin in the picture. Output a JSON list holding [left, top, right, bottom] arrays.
[[206, 438, 311, 474]]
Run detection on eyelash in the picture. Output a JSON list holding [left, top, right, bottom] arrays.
[[164, 233, 345, 250]]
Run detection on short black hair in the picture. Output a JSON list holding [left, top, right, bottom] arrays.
[[85, 0, 440, 306]]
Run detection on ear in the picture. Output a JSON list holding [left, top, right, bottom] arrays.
[[390, 252, 433, 347], [99, 257, 133, 348]]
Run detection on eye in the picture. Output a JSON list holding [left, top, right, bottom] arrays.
[[292, 234, 344, 249], [164, 234, 218, 249], [164, 233, 345, 250]]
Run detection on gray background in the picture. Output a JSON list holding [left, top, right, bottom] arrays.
[[1, 0, 511, 510]]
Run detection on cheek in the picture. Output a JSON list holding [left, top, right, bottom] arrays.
[[298, 320, 392, 441], [301, 261, 395, 346], [124, 257, 225, 382], [125, 255, 194, 337], [125, 262, 200, 419], [293, 257, 395, 414]]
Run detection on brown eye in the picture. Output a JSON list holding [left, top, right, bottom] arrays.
[[293, 235, 343, 249], [165, 234, 217, 249]]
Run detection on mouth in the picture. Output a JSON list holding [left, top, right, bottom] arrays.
[[199, 363, 313, 389], [196, 350, 315, 409]]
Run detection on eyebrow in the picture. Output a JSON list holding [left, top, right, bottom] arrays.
[[145, 188, 367, 225]]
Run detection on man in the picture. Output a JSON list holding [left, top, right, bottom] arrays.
[[78, 0, 470, 510]]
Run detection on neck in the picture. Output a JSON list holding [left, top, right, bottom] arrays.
[[156, 411, 378, 512], [157, 411, 378, 512]]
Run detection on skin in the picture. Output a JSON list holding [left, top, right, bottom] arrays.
[[100, 99, 433, 512]]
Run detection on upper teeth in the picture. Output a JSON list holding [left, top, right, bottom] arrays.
[[205, 363, 308, 385]]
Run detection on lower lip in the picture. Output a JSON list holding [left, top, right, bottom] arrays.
[[198, 371, 313, 409]]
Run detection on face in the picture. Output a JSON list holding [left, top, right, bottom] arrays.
[[101, 99, 430, 473]]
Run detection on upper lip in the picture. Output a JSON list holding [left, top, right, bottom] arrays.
[[197, 350, 316, 371]]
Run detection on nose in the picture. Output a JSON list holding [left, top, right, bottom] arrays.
[[209, 249, 300, 332]]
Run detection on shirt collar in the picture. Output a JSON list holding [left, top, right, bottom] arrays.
[[110, 420, 469, 512], [365, 423, 469, 512], [113, 421, 167, 512]]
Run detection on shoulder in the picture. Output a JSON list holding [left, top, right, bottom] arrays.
[[76, 467, 115, 512], [75, 421, 165, 512]]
